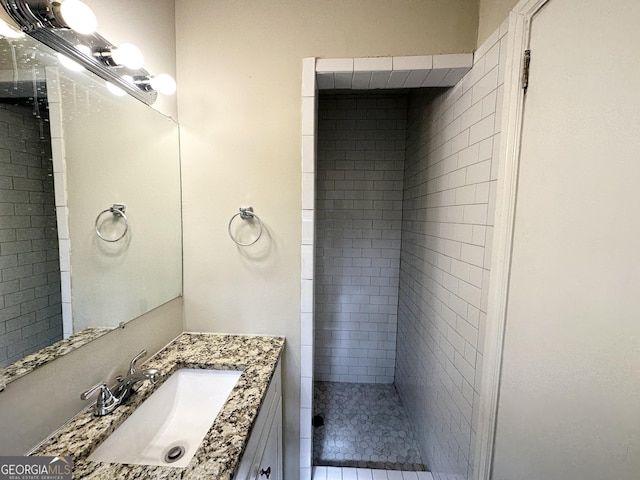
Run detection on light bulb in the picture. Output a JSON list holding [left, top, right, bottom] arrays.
[[57, 53, 83, 71], [58, 0, 97, 35], [0, 19, 24, 39], [56, 45, 91, 72], [149, 74, 176, 95], [111, 43, 144, 70], [106, 76, 133, 97], [76, 44, 92, 56], [106, 81, 126, 97]]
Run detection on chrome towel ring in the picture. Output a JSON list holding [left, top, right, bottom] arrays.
[[228, 206, 263, 246], [95, 204, 128, 242]]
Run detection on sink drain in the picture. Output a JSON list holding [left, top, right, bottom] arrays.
[[163, 445, 186, 464]]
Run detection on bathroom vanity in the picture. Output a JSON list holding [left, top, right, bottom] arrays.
[[30, 333, 284, 480]]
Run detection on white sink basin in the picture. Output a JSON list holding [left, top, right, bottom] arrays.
[[88, 368, 242, 468]]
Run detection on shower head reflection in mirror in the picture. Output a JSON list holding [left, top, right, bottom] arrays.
[[0, 33, 182, 386]]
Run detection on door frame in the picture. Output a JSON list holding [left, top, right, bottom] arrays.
[[472, 0, 550, 479]]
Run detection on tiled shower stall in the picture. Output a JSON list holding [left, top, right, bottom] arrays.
[[301, 19, 508, 480], [313, 93, 425, 471]]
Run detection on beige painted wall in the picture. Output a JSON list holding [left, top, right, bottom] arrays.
[[478, 0, 518, 44], [175, 1, 478, 477], [0, 298, 182, 455]]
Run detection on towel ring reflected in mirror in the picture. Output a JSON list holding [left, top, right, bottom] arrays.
[[95, 204, 129, 242]]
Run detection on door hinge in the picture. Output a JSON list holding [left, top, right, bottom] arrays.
[[522, 49, 531, 91]]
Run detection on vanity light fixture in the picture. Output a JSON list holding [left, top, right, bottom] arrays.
[[106, 80, 127, 97], [106, 74, 133, 96], [96, 43, 144, 70], [56, 43, 90, 71], [149, 74, 176, 95], [57, 51, 83, 71], [55, 0, 96, 34], [134, 73, 177, 96], [0, 0, 174, 105], [1, 0, 97, 34]]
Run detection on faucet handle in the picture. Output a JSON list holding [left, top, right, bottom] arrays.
[[80, 382, 108, 400], [80, 382, 118, 416], [129, 349, 148, 374]]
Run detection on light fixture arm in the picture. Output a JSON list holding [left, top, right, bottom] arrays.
[[1, 0, 45, 31], [0, 0, 159, 105], [132, 75, 153, 92], [95, 47, 121, 67], [3, 0, 77, 32]]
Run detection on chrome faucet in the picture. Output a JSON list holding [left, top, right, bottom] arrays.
[[80, 350, 161, 416]]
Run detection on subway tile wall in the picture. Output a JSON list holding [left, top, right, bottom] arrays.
[[315, 94, 406, 384], [0, 102, 63, 367], [394, 23, 508, 480]]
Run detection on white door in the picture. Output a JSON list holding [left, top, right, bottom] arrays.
[[491, 1, 640, 479]]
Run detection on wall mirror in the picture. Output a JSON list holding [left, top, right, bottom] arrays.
[[0, 32, 182, 385]]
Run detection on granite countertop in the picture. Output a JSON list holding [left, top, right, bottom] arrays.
[[31, 333, 285, 479], [0, 328, 112, 388]]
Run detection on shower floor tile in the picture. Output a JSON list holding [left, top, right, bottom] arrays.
[[313, 382, 427, 471]]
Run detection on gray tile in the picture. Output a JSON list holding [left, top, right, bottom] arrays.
[[313, 381, 426, 471]]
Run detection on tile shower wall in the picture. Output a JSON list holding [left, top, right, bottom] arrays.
[[395, 24, 508, 480], [0, 102, 62, 367], [315, 94, 406, 384]]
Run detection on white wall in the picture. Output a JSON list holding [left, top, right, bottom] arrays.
[[175, 1, 479, 477], [395, 23, 508, 480]]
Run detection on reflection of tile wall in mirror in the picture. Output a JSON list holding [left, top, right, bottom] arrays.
[[0, 97, 62, 368], [0, 34, 182, 384]]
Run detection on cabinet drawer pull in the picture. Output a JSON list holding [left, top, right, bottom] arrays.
[[259, 466, 271, 478]]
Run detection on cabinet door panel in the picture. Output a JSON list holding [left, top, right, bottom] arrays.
[[253, 397, 282, 480]]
